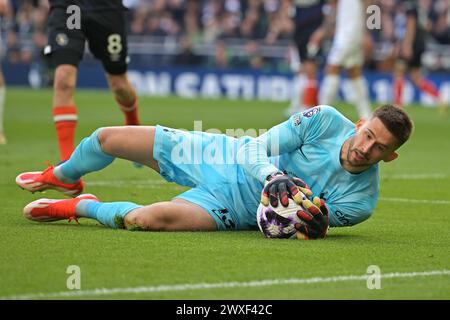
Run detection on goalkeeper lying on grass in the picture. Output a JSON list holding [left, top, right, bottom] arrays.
[[16, 105, 413, 240]]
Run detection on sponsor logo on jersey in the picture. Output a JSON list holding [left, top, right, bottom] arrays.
[[302, 106, 321, 118]]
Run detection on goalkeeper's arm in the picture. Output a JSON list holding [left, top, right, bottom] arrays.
[[236, 120, 311, 207], [236, 118, 303, 183]]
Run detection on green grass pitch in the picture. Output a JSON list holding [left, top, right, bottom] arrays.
[[0, 87, 449, 299]]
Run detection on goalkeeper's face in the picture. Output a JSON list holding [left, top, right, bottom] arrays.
[[349, 117, 399, 168]]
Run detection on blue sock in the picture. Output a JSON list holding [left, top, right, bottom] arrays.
[[56, 128, 114, 182], [77, 200, 142, 229]]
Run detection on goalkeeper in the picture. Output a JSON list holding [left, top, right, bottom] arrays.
[[16, 105, 413, 239]]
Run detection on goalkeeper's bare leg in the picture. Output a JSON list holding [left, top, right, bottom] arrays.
[[17, 126, 217, 231]]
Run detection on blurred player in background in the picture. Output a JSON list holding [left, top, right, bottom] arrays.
[[45, 0, 141, 161], [0, 0, 8, 145], [285, 0, 330, 116], [319, 0, 373, 120], [392, 0, 446, 114]]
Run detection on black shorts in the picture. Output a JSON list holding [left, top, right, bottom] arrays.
[[409, 36, 425, 68], [398, 34, 425, 69], [45, 8, 129, 75], [293, 27, 321, 62]]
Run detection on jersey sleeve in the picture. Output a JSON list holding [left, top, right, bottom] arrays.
[[237, 106, 338, 182]]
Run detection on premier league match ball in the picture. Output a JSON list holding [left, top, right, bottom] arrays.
[[256, 198, 306, 239]]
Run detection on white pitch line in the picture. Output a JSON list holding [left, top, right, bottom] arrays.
[[86, 181, 450, 204], [380, 197, 450, 205], [86, 180, 185, 189], [382, 173, 449, 180], [2, 269, 449, 300], [85, 171, 449, 189]]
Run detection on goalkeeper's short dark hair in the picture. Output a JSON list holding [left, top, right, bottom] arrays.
[[372, 105, 413, 148]]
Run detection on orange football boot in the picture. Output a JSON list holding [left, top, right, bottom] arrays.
[[16, 165, 83, 197], [23, 194, 99, 222]]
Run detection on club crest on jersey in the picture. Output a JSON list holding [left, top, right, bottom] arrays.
[[293, 114, 302, 126], [302, 107, 321, 118], [56, 33, 69, 46]]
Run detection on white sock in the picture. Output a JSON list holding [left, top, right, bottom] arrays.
[[350, 77, 372, 120], [0, 86, 5, 133], [319, 74, 340, 105]]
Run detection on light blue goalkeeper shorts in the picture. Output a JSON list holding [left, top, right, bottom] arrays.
[[152, 125, 261, 231]]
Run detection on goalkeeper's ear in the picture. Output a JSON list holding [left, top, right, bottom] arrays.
[[383, 151, 398, 162]]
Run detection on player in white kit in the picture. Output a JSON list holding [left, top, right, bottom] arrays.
[[319, 0, 372, 120]]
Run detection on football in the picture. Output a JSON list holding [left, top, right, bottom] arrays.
[[257, 198, 306, 239]]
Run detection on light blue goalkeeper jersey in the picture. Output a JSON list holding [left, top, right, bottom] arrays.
[[236, 105, 380, 227], [154, 105, 379, 230]]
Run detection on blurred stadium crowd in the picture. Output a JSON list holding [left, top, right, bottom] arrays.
[[1, 0, 450, 72]]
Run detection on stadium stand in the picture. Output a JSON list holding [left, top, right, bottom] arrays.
[[1, 0, 449, 72]]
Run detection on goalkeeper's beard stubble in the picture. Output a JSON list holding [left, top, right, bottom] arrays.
[[344, 137, 374, 169]]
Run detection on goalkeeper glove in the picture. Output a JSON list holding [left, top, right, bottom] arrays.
[[261, 171, 312, 207], [295, 197, 329, 240]]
